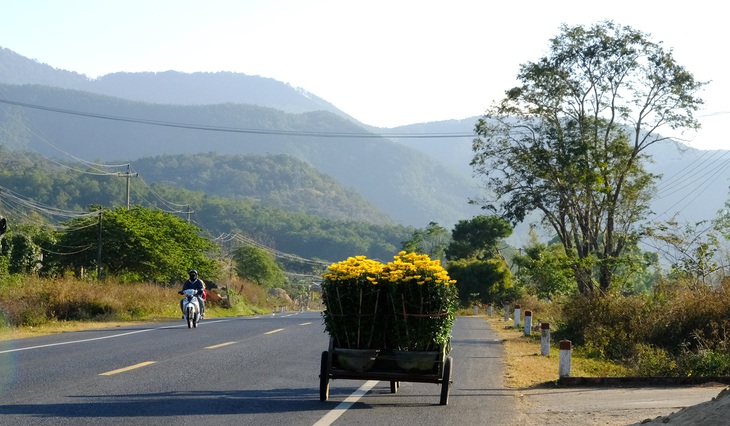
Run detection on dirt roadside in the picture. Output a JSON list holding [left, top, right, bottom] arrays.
[[514, 383, 727, 425]]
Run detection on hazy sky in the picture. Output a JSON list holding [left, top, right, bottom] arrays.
[[1, 0, 727, 150]]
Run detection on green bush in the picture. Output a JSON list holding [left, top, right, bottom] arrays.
[[631, 344, 677, 376], [676, 349, 730, 377], [556, 292, 652, 360]]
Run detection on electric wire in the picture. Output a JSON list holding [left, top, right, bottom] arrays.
[[0, 98, 475, 139], [0, 93, 129, 175]]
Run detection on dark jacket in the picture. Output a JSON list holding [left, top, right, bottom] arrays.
[[182, 278, 206, 296]]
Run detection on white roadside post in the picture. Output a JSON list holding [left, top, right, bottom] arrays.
[[473, 305, 479, 315], [523, 310, 532, 336], [513, 304, 521, 328], [559, 340, 572, 377], [503, 304, 510, 321], [487, 304, 493, 317], [541, 323, 550, 356]]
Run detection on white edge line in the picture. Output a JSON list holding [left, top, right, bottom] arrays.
[[0, 319, 232, 354], [312, 380, 378, 426]]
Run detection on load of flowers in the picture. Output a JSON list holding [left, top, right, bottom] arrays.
[[321, 251, 458, 357], [381, 251, 458, 352], [321, 255, 386, 350]]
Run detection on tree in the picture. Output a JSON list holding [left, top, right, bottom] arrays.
[[445, 215, 512, 261], [471, 21, 705, 295], [401, 221, 450, 261], [447, 258, 514, 305], [646, 218, 721, 288], [49, 206, 218, 283], [513, 230, 575, 300], [232, 245, 287, 289]]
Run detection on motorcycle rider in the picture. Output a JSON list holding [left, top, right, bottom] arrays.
[[180, 269, 206, 319]]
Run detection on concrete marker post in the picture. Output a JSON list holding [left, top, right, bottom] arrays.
[[513, 304, 521, 328], [541, 323, 550, 356], [523, 310, 532, 336], [473, 305, 479, 315], [559, 340, 572, 377], [487, 304, 493, 317], [503, 304, 510, 321]]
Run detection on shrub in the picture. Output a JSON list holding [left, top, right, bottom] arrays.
[[631, 343, 677, 376]]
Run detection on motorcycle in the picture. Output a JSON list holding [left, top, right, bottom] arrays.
[[180, 289, 201, 328]]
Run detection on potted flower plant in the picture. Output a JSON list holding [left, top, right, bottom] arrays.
[[321, 256, 385, 372], [381, 251, 459, 370]]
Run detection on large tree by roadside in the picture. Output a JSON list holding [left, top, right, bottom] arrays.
[[49, 206, 218, 283], [232, 245, 287, 289], [471, 21, 705, 295]]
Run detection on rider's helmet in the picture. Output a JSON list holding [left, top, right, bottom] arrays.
[[188, 269, 198, 277]]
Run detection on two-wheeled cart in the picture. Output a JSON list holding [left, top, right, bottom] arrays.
[[319, 337, 453, 405]]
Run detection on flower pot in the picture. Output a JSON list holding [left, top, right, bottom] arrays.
[[336, 348, 379, 372], [393, 349, 442, 371]]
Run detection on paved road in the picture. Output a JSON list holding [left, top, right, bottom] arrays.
[[0, 313, 723, 425], [0, 312, 518, 425]]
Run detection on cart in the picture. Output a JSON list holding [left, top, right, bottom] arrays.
[[319, 337, 454, 405]]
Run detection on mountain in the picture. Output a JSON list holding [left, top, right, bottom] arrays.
[[0, 82, 483, 228], [0, 47, 353, 120], [390, 120, 730, 236], [130, 152, 393, 225], [5, 45, 720, 239]]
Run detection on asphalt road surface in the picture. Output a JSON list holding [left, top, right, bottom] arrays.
[[1, 312, 723, 425], [0, 312, 517, 425]]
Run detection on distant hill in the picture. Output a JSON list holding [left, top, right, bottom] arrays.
[[0, 46, 356, 121], [390, 120, 730, 234], [0, 147, 410, 263], [131, 152, 393, 225], [0, 82, 483, 228]]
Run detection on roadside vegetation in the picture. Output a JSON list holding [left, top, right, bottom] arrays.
[[0, 275, 283, 340], [1, 21, 729, 385]]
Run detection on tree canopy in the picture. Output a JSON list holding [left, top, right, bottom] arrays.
[[471, 21, 705, 295], [445, 215, 512, 261], [232, 245, 287, 289], [48, 206, 218, 283]]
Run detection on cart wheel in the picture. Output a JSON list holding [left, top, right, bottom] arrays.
[[319, 351, 330, 401], [390, 381, 399, 393], [439, 356, 453, 405]]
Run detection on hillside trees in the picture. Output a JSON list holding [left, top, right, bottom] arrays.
[[232, 245, 287, 289], [47, 206, 218, 283], [0, 148, 410, 264], [471, 21, 705, 295], [444, 216, 514, 305], [401, 221, 450, 261]]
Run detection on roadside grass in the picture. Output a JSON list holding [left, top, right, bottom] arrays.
[[0, 276, 276, 341], [483, 314, 630, 389]]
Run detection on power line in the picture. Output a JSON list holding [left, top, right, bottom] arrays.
[[0, 98, 475, 139], [213, 232, 330, 268]]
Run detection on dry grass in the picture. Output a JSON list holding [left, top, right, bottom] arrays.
[[0, 320, 149, 341], [484, 314, 630, 389], [0, 275, 275, 340]]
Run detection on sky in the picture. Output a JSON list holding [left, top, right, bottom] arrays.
[[0, 0, 727, 150]]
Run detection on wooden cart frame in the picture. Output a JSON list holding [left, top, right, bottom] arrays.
[[319, 337, 454, 405]]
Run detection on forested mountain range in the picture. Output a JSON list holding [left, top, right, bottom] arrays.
[[390, 121, 730, 233], [0, 47, 485, 228], [0, 47, 349, 119], [1, 45, 727, 246], [130, 152, 392, 224], [0, 147, 411, 266]]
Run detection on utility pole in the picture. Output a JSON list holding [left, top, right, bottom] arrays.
[[185, 205, 194, 223], [96, 210, 102, 279], [118, 164, 138, 210]]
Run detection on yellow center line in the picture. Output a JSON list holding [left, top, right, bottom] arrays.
[[99, 361, 156, 376], [206, 341, 237, 349], [299, 322, 313, 326], [265, 328, 285, 335]]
